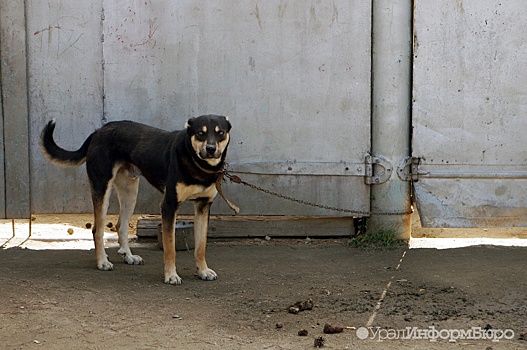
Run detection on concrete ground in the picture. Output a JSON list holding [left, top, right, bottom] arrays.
[[0, 214, 526, 349]]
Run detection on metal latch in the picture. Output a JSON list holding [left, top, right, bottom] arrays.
[[397, 156, 420, 182], [364, 155, 393, 185]]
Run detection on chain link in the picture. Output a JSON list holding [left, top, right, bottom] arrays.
[[223, 170, 413, 216]]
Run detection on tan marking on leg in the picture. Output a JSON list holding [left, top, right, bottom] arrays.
[[92, 182, 114, 271], [193, 201, 217, 281], [162, 214, 181, 285], [113, 168, 143, 265], [92, 163, 125, 270], [194, 207, 208, 271]]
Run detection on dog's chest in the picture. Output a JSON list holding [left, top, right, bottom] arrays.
[[175, 183, 217, 202]]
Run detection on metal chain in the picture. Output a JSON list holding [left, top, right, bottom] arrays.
[[223, 170, 413, 216]]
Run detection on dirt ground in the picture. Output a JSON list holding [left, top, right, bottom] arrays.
[[1, 215, 526, 349]]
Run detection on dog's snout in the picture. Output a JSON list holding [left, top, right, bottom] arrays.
[[206, 145, 216, 154]]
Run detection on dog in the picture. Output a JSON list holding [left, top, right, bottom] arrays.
[[40, 114, 233, 285]]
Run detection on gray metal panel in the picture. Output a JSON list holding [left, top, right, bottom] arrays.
[[0, 89, 4, 218], [0, 38, 4, 218], [25, 1, 371, 216], [27, 0, 104, 214], [0, 1, 31, 218], [368, 0, 413, 237], [102, 0, 372, 215], [413, 1, 527, 227]]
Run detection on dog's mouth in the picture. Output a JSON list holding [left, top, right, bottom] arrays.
[[198, 145, 222, 165]]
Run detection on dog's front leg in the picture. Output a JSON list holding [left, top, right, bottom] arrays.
[[194, 200, 217, 281], [161, 199, 182, 285]]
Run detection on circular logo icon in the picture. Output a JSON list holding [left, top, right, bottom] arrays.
[[356, 327, 369, 340]]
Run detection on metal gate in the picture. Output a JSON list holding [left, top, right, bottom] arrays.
[[413, 0, 527, 228], [1, 1, 372, 218], [4, 1, 526, 232]]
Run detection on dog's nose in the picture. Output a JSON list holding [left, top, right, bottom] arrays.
[[206, 145, 216, 154]]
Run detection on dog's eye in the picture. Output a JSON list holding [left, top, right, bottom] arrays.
[[218, 131, 225, 136], [197, 131, 205, 136]]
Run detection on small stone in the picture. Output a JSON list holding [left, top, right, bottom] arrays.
[[288, 299, 314, 314], [298, 329, 308, 336], [314, 336, 325, 348], [323, 323, 345, 334], [67, 228, 74, 235], [289, 306, 300, 314]]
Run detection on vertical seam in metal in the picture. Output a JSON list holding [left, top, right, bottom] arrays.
[[369, 0, 375, 218], [367, 0, 413, 238], [101, 1, 107, 125], [24, 0, 33, 231], [409, 0, 415, 202], [409, 0, 415, 160], [0, 35, 5, 219], [0, 0, 5, 218], [369, 0, 375, 160]]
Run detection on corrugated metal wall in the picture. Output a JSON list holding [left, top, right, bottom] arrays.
[[413, 0, 527, 227], [0, 1, 31, 219], [2, 1, 372, 218], [28, 0, 104, 215], [3, 1, 527, 230]]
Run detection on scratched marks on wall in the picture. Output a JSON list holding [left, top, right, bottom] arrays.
[[109, 15, 159, 49], [129, 19, 158, 49], [33, 21, 85, 59], [104, 4, 161, 64]]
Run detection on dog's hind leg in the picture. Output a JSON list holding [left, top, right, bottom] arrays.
[[90, 173, 115, 271], [193, 200, 217, 281], [114, 166, 144, 266]]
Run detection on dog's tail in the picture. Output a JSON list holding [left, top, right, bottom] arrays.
[[40, 119, 92, 167]]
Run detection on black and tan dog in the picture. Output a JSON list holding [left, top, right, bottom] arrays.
[[40, 114, 234, 285]]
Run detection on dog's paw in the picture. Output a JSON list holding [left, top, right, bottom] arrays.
[[196, 268, 218, 281], [122, 253, 144, 265], [118, 248, 144, 265], [164, 272, 183, 285], [97, 260, 114, 271], [125, 254, 144, 265]]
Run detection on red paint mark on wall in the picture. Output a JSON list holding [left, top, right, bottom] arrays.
[[130, 19, 158, 48], [34, 25, 61, 35]]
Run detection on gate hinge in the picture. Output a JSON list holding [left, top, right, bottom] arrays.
[[397, 156, 421, 182], [364, 155, 393, 185]]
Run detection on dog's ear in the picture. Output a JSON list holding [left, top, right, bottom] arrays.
[[222, 116, 232, 131], [185, 118, 195, 135]]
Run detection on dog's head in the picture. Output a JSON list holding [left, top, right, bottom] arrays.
[[186, 114, 232, 166]]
